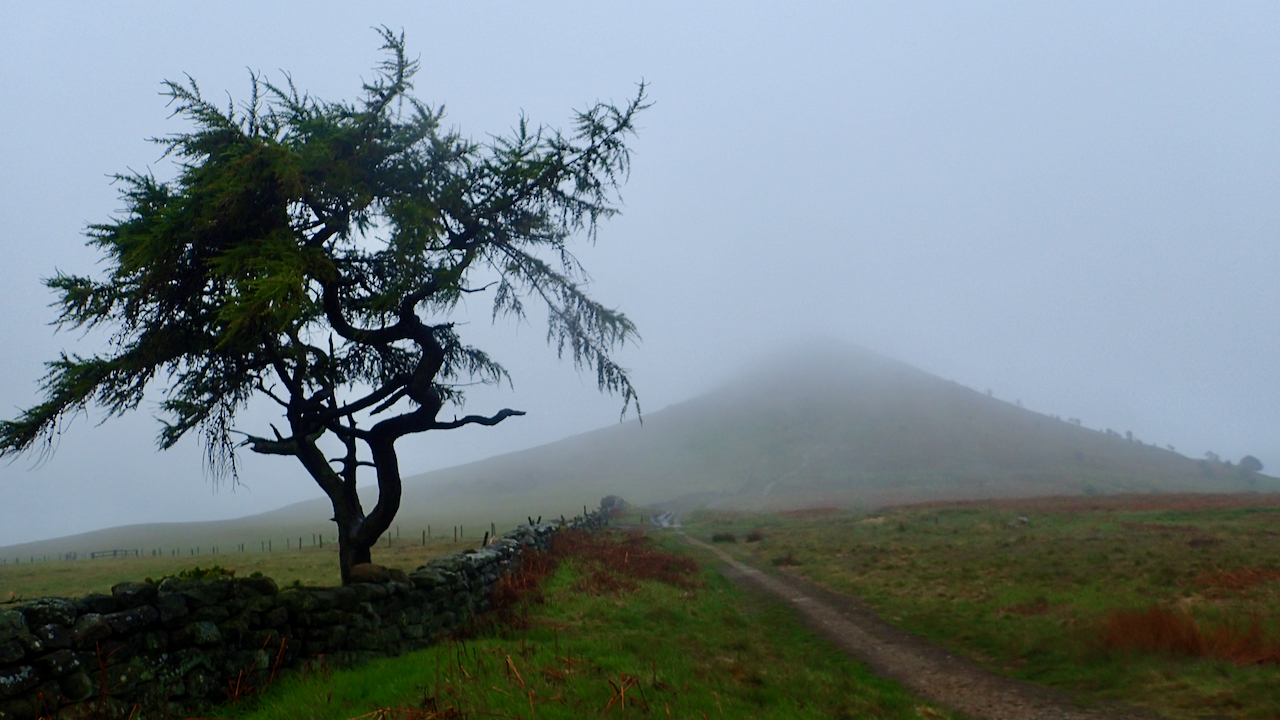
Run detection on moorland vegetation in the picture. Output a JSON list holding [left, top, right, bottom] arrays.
[[690, 494, 1280, 719]]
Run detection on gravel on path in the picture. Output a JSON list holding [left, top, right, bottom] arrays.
[[684, 534, 1169, 720]]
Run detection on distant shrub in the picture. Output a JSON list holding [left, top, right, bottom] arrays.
[[771, 551, 800, 567], [711, 532, 737, 543], [745, 529, 765, 542], [600, 495, 630, 518]]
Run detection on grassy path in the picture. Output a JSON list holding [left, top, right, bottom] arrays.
[[684, 533, 1168, 720]]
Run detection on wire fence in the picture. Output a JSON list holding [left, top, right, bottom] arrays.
[[0, 519, 531, 566]]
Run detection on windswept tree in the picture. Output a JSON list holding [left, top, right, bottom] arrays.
[[0, 30, 646, 583]]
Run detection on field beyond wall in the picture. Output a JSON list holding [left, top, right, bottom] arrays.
[[0, 537, 478, 600]]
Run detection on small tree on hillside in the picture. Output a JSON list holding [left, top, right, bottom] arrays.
[[1239, 455, 1264, 474], [0, 30, 646, 583]]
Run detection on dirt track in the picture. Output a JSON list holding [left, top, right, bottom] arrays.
[[684, 535, 1169, 720]]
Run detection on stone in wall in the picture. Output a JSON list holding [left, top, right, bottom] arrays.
[[0, 510, 609, 720]]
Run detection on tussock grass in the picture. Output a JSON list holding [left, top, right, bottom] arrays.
[[1098, 605, 1280, 664], [686, 495, 1280, 719]]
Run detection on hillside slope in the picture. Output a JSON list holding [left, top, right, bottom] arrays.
[[375, 341, 1264, 516], [4, 342, 1269, 557]]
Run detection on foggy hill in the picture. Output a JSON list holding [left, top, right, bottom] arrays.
[[4, 341, 1270, 558], [372, 340, 1268, 516], [250, 340, 1275, 529]]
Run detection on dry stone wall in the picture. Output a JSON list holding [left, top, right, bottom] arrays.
[[0, 511, 609, 720]]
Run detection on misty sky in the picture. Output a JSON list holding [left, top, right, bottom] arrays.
[[2, 2, 1278, 546]]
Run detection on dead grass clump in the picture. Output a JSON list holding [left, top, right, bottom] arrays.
[[553, 529, 703, 592], [574, 570, 640, 595], [485, 545, 561, 629], [745, 529, 765, 542], [711, 532, 737, 543], [1196, 567, 1280, 594], [1099, 606, 1203, 656], [771, 551, 801, 567], [468, 530, 702, 631], [1097, 605, 1280, 664]]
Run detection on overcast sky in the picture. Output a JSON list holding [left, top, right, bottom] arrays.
[[2, 2, 1278, 546]]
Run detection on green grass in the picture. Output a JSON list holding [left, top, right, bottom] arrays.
[[208, 532, 955, 720], [684, 497, 1280, 720], [0, 538, 473, 600]]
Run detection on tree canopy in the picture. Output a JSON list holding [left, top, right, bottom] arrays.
[[1239, 455, 1264, 474], [0, 29, 647, 582]]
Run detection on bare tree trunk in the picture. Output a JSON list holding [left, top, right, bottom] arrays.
[[336, 523, 373, 585], [327, 477, 377, 585], [354, 434, 402, 553]]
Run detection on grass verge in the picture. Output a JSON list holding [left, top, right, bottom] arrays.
[[208, 530, 955, 720]]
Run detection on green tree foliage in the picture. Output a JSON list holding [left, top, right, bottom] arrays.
[[0, 30, 647, 582]]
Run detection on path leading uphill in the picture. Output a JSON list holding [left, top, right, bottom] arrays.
[[683, 535, 1167, 720]]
